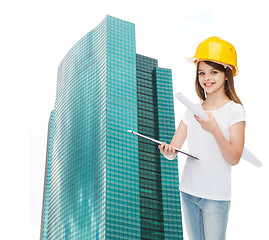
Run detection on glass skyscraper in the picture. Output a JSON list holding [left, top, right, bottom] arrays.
[[40, 15, 183, 240]]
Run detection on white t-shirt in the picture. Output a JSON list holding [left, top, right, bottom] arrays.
[[180, 101, 246, 201]]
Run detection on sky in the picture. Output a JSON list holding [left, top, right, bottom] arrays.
[[1, 0, 269, 239]]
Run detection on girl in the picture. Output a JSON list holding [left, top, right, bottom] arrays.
[[158, 36, 245, 240]]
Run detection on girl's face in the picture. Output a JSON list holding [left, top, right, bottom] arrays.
[[198, 61, 226, 95]]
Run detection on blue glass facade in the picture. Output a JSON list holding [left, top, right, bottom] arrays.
[[136, 55, 183, 239], [40, 110, 55, 240], [106, 16, 141, 239], [41, 15, 182, 239], [137, 55, 164, 239], [48, 17, 108, 239], [155, 68, 183, 238]]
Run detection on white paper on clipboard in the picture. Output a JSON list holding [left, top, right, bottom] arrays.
[[127, 130, 199, 160]]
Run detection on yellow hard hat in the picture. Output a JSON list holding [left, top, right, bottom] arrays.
[[187, 36, 239, 76]]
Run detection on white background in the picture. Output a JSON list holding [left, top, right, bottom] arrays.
[[1, 0, 268, 239]]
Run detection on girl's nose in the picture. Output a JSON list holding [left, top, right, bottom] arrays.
[[204, 75, 210, 81]]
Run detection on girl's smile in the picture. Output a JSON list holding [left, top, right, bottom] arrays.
[[204, 82, 216, 87]]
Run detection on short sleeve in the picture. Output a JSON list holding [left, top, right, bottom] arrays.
[[229, 103, 246, 127]]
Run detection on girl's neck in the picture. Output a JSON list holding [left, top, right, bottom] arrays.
[[203, 91, 231, 110]]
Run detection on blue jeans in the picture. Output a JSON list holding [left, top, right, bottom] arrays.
[[181, 191, 230, 240]]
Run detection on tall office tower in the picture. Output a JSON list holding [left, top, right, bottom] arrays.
[[40, 15, 183, 240]]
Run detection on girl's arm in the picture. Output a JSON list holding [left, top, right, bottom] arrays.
[[195, 112, 245, 166], [213, 121, 245, 166], [158, 120, 187, 160]]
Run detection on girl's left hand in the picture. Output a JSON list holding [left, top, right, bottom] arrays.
[[194, 112, 219, 135]]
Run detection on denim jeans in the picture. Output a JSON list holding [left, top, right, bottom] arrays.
[[181, 191, 230, 240]]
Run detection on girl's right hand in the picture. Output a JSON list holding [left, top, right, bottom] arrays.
[[158, 142, 176, 160]]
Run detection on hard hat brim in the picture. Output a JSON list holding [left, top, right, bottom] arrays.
[[185, 58, 239, 76]]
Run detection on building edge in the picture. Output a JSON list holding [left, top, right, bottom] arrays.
[[40, 110, 55, 240]]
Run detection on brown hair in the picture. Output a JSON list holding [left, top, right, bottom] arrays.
[[195, 61, 243, 106]]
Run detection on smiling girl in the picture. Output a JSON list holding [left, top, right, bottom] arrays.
[[158, 37, 245, 240]]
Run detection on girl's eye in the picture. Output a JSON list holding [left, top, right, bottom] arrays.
[[199, 72, 204, 75], [212, 71, 218, 74]]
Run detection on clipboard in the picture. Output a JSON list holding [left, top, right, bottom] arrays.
[[127, 130, 199, 160]]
